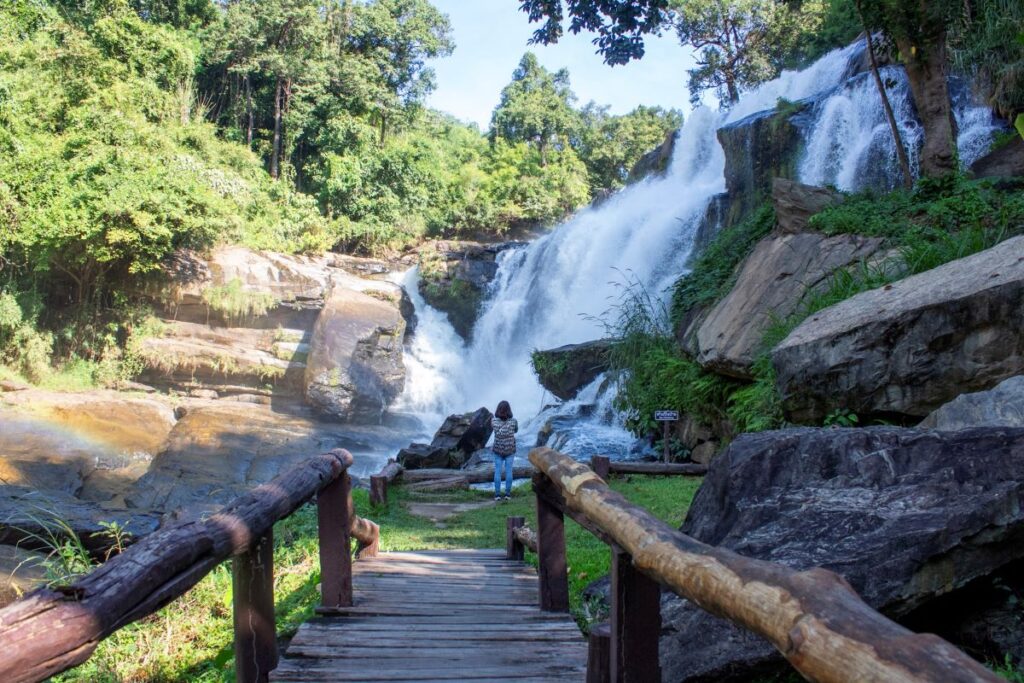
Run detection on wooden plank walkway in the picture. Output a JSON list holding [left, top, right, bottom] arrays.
[[271, 549, 588, 682]]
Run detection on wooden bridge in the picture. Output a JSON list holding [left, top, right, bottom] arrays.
[[271, 549, 586, 682], [0, 446, 1006, 683]]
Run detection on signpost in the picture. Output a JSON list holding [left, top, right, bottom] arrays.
[[654, 410, 679, 463]]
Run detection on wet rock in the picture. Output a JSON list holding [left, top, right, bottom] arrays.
[[0, 485, 161, 556], [0, 379, 30, 393], [771, 178, 845, 234], [416, 241, 522, 341], [717, 106, 805, 228], [970, 136, 1024, 180], [304, 283, 406, 423], [695, 232, 883, 378], [920, 375, 1024, 430], [774, 236, 1024, 422], [397, 444, 455, 470], [660, 426, 1024, 681], [126, 403, 400, 513], [532, 341, 613, 400]]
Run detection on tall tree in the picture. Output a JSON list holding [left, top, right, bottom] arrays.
[[490, 52, 579, 165]]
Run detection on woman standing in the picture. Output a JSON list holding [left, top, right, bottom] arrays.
[[491, 400, 518, 501]]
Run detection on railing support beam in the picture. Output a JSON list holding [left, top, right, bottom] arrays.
[[536, 485, 570, 612], [233, 531, 278, 683], [506, 516, 526, 561], [586, 621, 612, 683], [610, 545, 661, 683], [318, 471, 353, 608]]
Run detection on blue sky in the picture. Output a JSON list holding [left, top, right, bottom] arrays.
[[425, 1, 702, 130]]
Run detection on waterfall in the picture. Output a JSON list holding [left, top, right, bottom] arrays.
[[397, 43, 999, 455]]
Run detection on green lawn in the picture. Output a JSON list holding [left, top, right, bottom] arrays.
[[57, 474, 701, 682]]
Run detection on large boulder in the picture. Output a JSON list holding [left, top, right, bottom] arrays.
[[660, 426, 1024, 681], [396, 443, 456, 470], [431, 408, 494, 455], [532, 341, 612, 400], [969, 136, 1024, 180], [694, 232, 883, 378], [773, 236, 1024, 422], [126, 403, 402, 514], [629, 130, 676, 182], [770, 178, 844, 234], [304, 282, 406, 423], [920, 375, 1024, 430]]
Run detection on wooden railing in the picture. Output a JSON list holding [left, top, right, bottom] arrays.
[[0, 448, 379, 683], [514, 447, 1002, 683]]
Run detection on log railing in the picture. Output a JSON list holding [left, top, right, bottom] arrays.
[[589, 455, 706, 480], [0, 448, 379, 683], [519, 447, 1002, 683]]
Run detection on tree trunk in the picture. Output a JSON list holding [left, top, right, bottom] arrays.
[[857, 14, 913, 189], [271, 78, 283, 179], [529, 447, 1002, 683], [895, 32, 958, 178], [245, 74, 253, 148]]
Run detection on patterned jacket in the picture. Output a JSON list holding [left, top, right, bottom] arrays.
[[491, 417, 518, 456]]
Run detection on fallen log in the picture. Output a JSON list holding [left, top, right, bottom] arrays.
[[529, 447, 1001, 683], [401, 465, 534, 484], [0, 449, 362, 683], [405, 476, 469, 493], [608, 462, 707, 476]]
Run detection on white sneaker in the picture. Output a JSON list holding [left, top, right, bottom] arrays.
[[494, 496, 501, 501]]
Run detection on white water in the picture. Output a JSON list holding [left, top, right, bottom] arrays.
[[397, 43, 998, 455]]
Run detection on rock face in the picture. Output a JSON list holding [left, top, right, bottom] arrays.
[[532, 341, 612, 400], [774, 236, 1024, 422], [629, 130, 676, 181], [416, 241, 521, 341], [771, 178, 844, 233], [126, 403, 401, 514], [920, 375, 1024, 429], [695, 232, 883, 378], [304, 282, 406, 423], [0, 391, 176, 502], [970, 136, 1024, 179], [140, 247, 408, 414], [660, 427, 1024, 682], [717, 106, 805, 227]]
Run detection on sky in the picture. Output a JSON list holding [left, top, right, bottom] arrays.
[[425, 1, 703, 130]]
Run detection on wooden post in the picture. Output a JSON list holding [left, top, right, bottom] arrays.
[[506, 516, 526, 561], [233, 531, 278, 683], [591, 455, 610, 481], [369, 475, 387, 506], [587, 621, 612, 683], [662, 421, 670, 463], [535, 480, 570, 612], [610, 546, 661, 683], [318, 471, 352, 608]]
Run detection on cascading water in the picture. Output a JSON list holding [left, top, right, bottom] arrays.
[[397, 42, 998, 458]]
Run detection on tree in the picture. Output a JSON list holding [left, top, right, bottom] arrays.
[[575, 103, 683, 192], [517, 0, 965, 178], [490, 52, 579, 165], [672, 0, 827, 106]]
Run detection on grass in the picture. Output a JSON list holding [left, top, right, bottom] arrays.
[[54, 475, 701, 682]]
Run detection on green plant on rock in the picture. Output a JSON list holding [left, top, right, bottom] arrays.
[[824, 408, 860, 428], [530, 350, 569, 379], [201, 278, 275, 324]]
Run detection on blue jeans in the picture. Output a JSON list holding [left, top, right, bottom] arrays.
[[494, 453, 514, 497]]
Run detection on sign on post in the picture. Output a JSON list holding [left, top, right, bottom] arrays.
[[654, 410, 679, 463]]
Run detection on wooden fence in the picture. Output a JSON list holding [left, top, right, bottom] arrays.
[[0, 448, 378, 683], [513, 446, 1002, 683]]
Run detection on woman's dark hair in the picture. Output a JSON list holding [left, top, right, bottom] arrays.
[[495, 400, 513, 420]]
